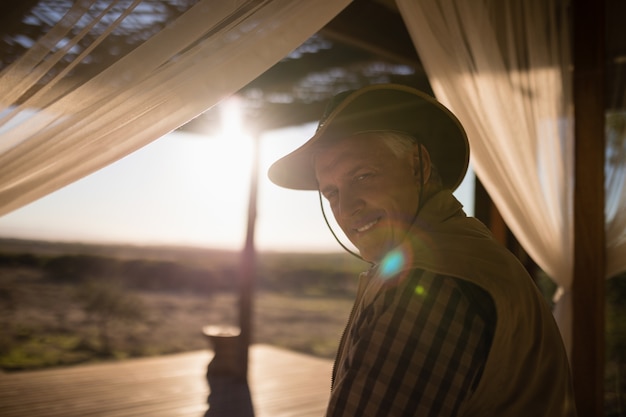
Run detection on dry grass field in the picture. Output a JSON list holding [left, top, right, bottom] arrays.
[[0, 239, 363, 371]]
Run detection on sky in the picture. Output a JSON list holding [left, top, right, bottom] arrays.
[[0, 115, 475, 253]]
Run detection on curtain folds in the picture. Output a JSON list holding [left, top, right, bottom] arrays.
[[0, 0, 351, 216], [397, 0, 576, 350]]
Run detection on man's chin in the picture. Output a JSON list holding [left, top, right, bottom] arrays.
[[354, 242, 388, 264]]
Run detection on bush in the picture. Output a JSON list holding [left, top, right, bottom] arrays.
[[75, 279, 144, 356], [45, 255, 120, 283]]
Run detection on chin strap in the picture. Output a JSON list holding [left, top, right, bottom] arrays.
[[318, 191, 371, 264]]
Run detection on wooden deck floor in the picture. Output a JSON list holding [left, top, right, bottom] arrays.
[[0, 345, 333, 417]]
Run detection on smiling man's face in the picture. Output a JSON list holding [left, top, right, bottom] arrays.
[[314, 134, 425, 263]]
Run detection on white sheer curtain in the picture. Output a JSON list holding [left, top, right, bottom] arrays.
[[0, 0, 351, 216], [397, 0, 576, 349]]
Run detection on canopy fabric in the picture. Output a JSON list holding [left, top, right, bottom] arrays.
[[398, 0, 626, 354], [0, 0, 350, 216]]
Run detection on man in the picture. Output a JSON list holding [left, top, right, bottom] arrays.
[[268, 84, 576, 416]]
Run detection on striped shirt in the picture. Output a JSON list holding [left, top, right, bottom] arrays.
[[327, 268, 495, 416]]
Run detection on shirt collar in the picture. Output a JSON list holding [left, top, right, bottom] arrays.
[[372, 189, 466, 277]]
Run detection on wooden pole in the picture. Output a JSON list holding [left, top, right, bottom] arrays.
[[238, 134, 259, 381], [572, 0, 606, 415], [473, 177, 508, 246]]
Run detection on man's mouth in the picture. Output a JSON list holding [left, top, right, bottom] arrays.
[[355, 218, 379, 233]]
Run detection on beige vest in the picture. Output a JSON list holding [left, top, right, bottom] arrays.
[[380, 190, 577, 416]]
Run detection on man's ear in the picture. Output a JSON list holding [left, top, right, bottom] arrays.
[[411, 143, 432, 185]]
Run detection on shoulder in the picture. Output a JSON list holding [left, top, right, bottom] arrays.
[[370, 269, 496, 332], [378, 268, 493, 306]]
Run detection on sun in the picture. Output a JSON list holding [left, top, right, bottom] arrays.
[[213, 96, 256, 186]]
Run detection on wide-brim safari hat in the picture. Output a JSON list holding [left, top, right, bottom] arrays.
[[268, 83, 470, 191]]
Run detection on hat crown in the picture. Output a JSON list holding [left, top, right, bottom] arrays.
[[316, 89, 355, 132]]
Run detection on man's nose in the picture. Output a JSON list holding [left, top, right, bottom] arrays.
[[338, 189, 364, 218]]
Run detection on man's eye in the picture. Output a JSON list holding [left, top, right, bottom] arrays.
[[324, 190, 337, 199], [356, 173, 372, 181]]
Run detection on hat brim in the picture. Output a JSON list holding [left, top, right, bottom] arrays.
[[268, 84, 469, 191]]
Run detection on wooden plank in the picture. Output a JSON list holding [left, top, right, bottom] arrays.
[[572, 0, 606, 415], [0, 345, 333, 417]]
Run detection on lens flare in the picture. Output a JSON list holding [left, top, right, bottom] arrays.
[[380, 249, 406, 278]]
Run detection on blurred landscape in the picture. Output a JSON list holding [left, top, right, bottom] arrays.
[[0, 238, 365, 371], [1, 238, 624, 416]]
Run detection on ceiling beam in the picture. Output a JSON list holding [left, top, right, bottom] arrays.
[[320, 0, 423, 70]]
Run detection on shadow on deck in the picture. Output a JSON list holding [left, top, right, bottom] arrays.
[[0, 344, 332, 417]]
